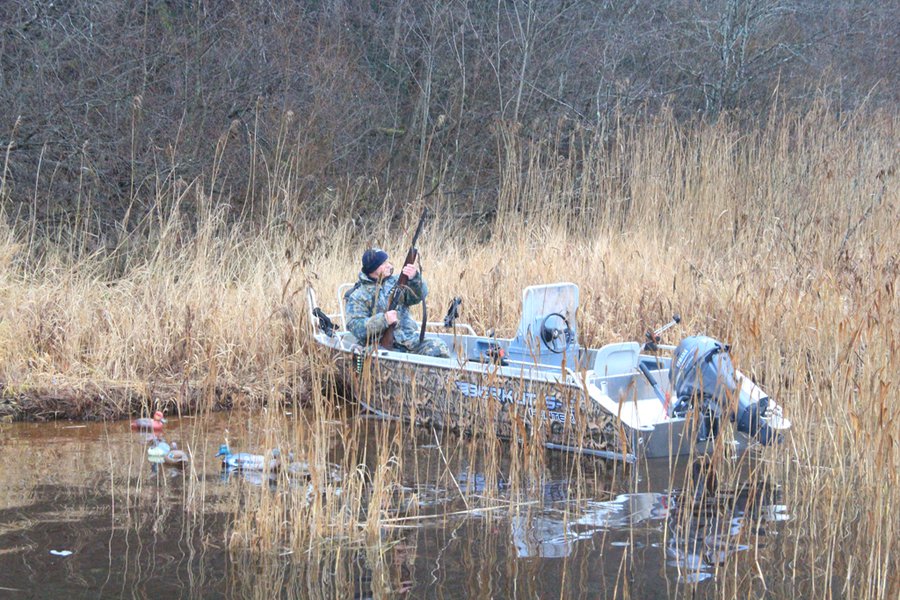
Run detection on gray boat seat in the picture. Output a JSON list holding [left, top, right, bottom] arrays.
[[591, 342, 640, 378]]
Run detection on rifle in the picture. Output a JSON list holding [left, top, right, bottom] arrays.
[[380, 207, 429, 349]]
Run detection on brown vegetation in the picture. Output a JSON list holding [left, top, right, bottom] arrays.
[[0, 105, 897, 597], [1, 4, 897, 594]]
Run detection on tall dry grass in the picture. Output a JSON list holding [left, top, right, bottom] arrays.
[[0, 106, 897, 597]]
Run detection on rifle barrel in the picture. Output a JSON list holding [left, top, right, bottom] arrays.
[[380, 207, 430, 348]]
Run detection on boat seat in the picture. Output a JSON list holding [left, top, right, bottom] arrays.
[[591, 342, 640, 378]]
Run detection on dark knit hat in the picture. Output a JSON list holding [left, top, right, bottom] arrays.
[[362, 248, 389, 275]]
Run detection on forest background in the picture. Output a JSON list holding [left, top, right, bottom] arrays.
[[1, 0, 896, 237]]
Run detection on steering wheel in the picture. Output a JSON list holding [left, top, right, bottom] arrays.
[[539, 312, 574, 354]]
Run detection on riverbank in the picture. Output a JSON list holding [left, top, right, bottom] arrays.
[[0, 376, 301, 422]]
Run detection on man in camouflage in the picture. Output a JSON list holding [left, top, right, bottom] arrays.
[[344, 248, 450, 358]]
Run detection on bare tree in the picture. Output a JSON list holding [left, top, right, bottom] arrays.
[[0, 0, 895, 234]]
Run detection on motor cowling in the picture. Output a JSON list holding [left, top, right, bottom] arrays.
[[670, 336, 735, 441], [671, 336, 736, 403], [670, 335, 781, 445]]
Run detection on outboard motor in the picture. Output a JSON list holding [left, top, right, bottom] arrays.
[[670, 336, 780, 445]]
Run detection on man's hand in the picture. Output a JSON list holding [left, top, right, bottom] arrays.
[[401, 264, 418, 279], [385, 310, 399, 326]]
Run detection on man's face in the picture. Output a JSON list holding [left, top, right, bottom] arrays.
[[371, 261, 394, 280]]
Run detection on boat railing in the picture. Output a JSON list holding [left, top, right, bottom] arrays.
[[306, 287, 325, 333], [415, 321, 477, 336], [337, 283, 354, 330], [498, 357, 585, 383], [652, 344, 677, 352]]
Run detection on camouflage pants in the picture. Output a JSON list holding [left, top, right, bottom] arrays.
[[398, 337, 450, 358]]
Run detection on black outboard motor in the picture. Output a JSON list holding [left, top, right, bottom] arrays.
[[670, 336, 780, 444]]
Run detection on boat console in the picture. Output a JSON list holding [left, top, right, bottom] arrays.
[[505, 283, 580, 368]]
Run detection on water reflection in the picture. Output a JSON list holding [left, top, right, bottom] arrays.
[[507, 478, 789, 591], [511, 492, 666, 558], [0, 415, 790, 598], [662, 477, 790, 584]]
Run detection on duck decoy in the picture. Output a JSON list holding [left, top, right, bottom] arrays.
[[164, 442, 190, 467], [215, 444, 280, 471], [267, 453, 344, 484], [132, 411, 166, 433], [148, 437, 171, 459]]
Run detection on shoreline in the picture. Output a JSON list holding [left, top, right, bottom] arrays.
[[0, 377, 303, 422]]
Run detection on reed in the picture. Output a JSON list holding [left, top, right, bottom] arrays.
[[0, 106, 896, 597]]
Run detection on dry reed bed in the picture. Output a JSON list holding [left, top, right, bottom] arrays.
[[0, 108, 897, 597]]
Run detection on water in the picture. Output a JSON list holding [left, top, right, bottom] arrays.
[[0, 414, 789, 598]]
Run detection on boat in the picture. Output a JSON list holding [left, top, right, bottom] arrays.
[[306, 282, 790, 461]]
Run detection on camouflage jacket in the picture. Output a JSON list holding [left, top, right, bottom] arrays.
[[344, 271, 427, 349]]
